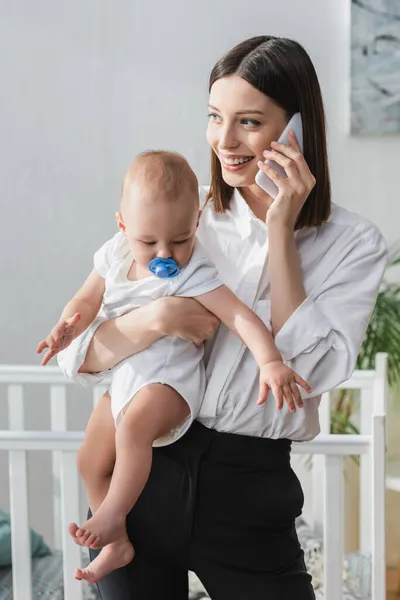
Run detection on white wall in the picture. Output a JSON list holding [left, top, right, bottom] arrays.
[[1, 0, 399, 554]]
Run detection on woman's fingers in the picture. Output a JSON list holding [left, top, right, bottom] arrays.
[[257, 160, 283, 183], [268, 137, 316, 189], [263, 150, 300, 178]]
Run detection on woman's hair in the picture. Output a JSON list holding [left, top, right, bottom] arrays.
[[207, 36, 331, 229]]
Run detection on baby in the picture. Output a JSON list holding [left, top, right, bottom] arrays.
[[37, 151, 311, 584]]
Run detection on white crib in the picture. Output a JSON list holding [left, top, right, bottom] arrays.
[[0, 353, 388, 600]]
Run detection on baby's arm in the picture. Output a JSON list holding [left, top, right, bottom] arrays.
[[195, 285, 311, 411], [37, 269, 106, 366]]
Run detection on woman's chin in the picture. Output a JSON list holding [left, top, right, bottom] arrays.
[[221, 168, 257, 189]]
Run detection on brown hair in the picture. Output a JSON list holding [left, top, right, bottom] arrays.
[[122, 150, 199, 208], [207, 36, 331, 229]]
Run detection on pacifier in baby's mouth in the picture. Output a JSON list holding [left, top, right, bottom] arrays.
[[148, 257, 180, 278]]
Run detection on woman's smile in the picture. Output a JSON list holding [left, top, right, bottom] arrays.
[[219, 152, 255, 171]]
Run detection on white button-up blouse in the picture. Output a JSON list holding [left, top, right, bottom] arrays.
[[58, 186, 388, 442], [195, 187, 387, 441]]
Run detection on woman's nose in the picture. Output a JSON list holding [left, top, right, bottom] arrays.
[[219, 124, 239, 149]]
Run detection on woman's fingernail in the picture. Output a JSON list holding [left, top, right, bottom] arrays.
[[271, 141, 278, 146]]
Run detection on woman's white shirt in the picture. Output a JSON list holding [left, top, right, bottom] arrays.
[[58, 185, 388, 442], [195, 186, 388, 441]]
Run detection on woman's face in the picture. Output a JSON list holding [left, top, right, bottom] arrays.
[[206, 75, 288, 190]]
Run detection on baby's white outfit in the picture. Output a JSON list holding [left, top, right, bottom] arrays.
[[60, 232, 222, 446]]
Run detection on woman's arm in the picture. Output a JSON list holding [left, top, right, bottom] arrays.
[[268, 222, 306, 337], [76, 296, 220, 374], [79, 301, 164, 373], [271, 228, 388, 398]]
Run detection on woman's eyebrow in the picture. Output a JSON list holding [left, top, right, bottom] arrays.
[[208, 104, 264, 116]]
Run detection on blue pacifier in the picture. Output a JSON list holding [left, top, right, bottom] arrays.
[[148, 257, 180, 279]]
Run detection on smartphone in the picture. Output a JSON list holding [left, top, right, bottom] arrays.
[[255, 112, 303, 199]]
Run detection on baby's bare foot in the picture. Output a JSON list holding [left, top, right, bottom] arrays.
[[68, 522, 87, 546], [70, 506, 126, 549], [75, 538, 134, 584]]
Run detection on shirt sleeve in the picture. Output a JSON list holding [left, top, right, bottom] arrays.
[[93, 232, 124, 279], [176, 246, 223, 298], [57, 316, 112, 388], [273, 225, 388, 398]]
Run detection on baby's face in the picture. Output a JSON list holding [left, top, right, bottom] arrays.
[[120, 187, 199, 270]]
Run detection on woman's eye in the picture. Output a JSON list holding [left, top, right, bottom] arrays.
[[241, 118, 261, 127], [207, 112, 221, 122]]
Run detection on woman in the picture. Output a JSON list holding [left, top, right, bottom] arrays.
[[59, 36, 387, 599]]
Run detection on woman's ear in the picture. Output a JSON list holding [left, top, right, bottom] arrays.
[[116, 212, 126, 232]]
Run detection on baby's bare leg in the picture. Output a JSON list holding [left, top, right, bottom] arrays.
[[72, 392, 134, 584], [76, 384, 189, 550], [76, 392, 116, 512]]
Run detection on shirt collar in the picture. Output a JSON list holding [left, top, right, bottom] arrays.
[[231, 188, 267, 240]]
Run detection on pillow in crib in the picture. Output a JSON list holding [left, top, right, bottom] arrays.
[[0, 507, 51, 567]]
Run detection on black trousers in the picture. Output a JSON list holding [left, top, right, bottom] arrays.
[[90, 421, 315, 599]]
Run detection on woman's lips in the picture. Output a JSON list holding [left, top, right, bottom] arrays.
[[219, 154, 255, 172]]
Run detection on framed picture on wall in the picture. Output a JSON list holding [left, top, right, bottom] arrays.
[[351, 0, 400, 134]]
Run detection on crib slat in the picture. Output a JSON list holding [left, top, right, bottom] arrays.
[[312, 392, 331, 533], [60, 451, 83, 600], [323, 455, 343, 600], [50, 385, 67, 551], [360, 388, 373, 555], [8, 385, 32, 600], [372, 414, 386, 600]]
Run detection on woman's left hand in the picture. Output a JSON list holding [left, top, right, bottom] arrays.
[[257, 131, 316, 229]]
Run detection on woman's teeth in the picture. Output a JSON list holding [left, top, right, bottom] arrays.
[[222, 156, 253, 165]]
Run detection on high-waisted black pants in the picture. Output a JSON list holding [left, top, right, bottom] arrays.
[[90, 421, 315, 599]]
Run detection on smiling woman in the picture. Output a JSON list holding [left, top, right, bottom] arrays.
[[206, 37, 330, 229], [56, 35, 387, 600]]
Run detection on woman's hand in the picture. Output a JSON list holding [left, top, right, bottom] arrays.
[[257, 131, 316, 229], [156, 297, 220, 345]]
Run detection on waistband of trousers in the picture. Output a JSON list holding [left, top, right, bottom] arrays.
[[172, 420, 292, 469]]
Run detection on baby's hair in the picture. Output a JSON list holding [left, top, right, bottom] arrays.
[[121, 151, 199, 210]]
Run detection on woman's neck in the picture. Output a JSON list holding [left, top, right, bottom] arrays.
[[238, 184, 274, 223]]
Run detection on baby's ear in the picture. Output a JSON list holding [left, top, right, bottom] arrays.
[[115, 212, 126, 232]]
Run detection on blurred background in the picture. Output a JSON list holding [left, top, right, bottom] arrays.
[[1, 0, 400, 597]]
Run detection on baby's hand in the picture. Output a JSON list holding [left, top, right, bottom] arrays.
[[257, 361, 311, 413], [36, 313, 81, 366]]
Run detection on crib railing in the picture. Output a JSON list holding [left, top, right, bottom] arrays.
[[0, 354, 388, 600]]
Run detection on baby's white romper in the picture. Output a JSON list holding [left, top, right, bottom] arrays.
[[60, 232, 223, 446]]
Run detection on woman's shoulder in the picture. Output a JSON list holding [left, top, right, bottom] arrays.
[[325, 203, 386, 248]]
